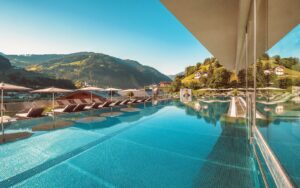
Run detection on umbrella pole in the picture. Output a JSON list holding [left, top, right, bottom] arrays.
[[1, 89, 4, 139], [90, 91, 93, 102], [52, 92, 55, 128]]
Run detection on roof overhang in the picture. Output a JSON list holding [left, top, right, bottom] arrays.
[[161, 0, 300, 71]]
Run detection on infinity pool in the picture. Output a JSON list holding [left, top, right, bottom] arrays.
[[0, 101, 258, 187]]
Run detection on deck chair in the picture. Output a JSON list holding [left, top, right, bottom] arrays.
[[73, 104, 86, 112], [15, 107, 45, 119], [56, 100, 66, 107], [119, 99, 131, 106], [98, 101, 112, 108], [93, 98, 102, 103], [137, 98, 147, 103], [145, 97, 152, 102], [68, 99, 77, 105], [128, 99, 139, 104], [53, 104, 76, 113], [85, 102, 102, 110], [109, 100, 122, 107]]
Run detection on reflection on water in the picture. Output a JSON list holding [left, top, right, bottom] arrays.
[[173, 101, 257, 187], [175, 101, 247, 128], [256, 101, 300, 127], [257, 98, 300, 187]]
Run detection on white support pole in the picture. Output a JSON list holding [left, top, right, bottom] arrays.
[[1, 89, 4, 137], [52, 92, 55, 127], [90, 91, 93, 102], [253, 0, 257, 129]]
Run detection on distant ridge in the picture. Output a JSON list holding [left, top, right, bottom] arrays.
[[0, 55, 75, 89], [3, 52, 171, 89]]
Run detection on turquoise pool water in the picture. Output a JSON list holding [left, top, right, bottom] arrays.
[[257, 103, 300, 187], [0, 101, 258, 187]]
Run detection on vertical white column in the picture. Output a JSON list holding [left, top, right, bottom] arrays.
[[1, 89, 4, 136], [253, 0, 257, 129]]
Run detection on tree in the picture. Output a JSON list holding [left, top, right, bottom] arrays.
[[260, 53, 270, 60], [188, 80, 201, 90], [208, 65, 214, 78], [273, 55, 281, 63], [294, 78, 300, 86], [209, 67, 231, 88], [203, 58, 211, 65], [263, 62, 271, 70], [171, 75, 183, 92], [237, 69, 246, 86], [196, 62, 202, 70], [277, 78, 292, 89], [185, 66, 196, 76]]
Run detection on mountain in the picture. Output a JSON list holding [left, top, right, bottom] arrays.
[[0, 55, 12, 70], [0, 55, 76, 89], [14, 52, 171, 89], [3, 54, 67, 67], [168, 72, 184, 80]]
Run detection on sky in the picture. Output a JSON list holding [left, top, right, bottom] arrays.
[[0, 0, 299, 75]]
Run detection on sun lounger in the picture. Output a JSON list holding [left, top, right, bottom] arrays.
[[73, 99, 89, 104], [127, 99, 139, 104], [53, 104, 76, 113], [119, 99, 131, 105], [85, 102, 102, 110], [80, 99, 89, 104], [73, 104, 86, 112], [109, 100, 122, 107], [137, 98, 147, 103], [68, 99, 77, 105], [15, 107, 45, 119], [98, 101, 112, 108], [56, 100, 66, 107], [145, 97, 152, 102], [84, 99, 92, 104], [74, 99, 84, 104], [93, 98, 103, 103]]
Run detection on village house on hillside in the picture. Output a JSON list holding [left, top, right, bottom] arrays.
[[194, 72, 208, 79], [292, 86, 300, 96], [274, 66, 285, 76], [263, 69, 272, 75], [159, 81, 172, 87], [263, 66, 285, 76]]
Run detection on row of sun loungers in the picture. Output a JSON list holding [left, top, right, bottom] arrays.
[[13, 97, 152, 119]]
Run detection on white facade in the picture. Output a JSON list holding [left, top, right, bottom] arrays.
[[292, 86, 300, 96], [274, 66, 284, 76]]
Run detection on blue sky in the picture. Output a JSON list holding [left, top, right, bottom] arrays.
[[0, 0, 299, 74], [268, 24, 300, 58]]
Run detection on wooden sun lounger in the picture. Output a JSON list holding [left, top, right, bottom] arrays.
[[99, 101, 112, 108], [53, 104, 77, 113], [119, 99, 131, 106], [128, 99, 139, 104], [15, 107, 45, 119], [109, 100, 122, 107], [145, 97, 152, 102], [137, 98, 147, 103], [56, 100, 66, 107], [68, 99, 77, 105], [73, 104, 86, 112], [85, 102, 102, 110], [80, 99, 90, 104], [73, 99, 84, 104], [93, 98, 103, 103]]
